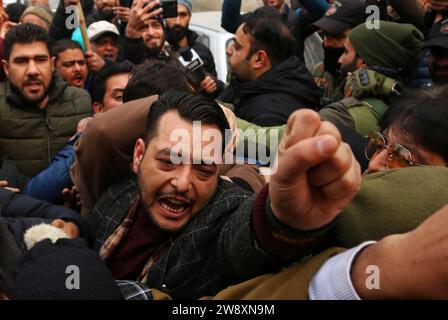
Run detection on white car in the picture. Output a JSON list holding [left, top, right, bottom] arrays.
[[189, 11, 324, 83]]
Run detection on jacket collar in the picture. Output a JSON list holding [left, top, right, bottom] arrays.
[[6, 73, 67, 109]]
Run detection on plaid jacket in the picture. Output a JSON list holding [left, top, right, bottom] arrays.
[[89, 177, 285, 299]]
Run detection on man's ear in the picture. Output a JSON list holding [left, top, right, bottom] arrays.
[[358, 57, 366, 70], [92, 102, 104, 114], [133, 138, 146, 174], [2, 59, 9, 77], [253, 50, 269, 69]]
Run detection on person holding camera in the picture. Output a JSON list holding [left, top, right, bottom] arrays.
[[164, 0, 221, 96]]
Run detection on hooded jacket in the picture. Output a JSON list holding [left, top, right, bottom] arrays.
[[219, 55, 320, 126], [0, 75, 92, 177]]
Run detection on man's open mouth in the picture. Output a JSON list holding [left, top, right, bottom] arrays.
[[25, 81, 42, 86], [158, 196, 191, 214], [24, 81, 43, 92], [72, 75, 84, 84]]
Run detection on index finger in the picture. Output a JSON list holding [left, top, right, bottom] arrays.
[[132, 0, 146, 9], [142, 0, 161, 14]]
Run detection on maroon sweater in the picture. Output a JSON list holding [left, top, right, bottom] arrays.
[[107, 202, 168, 280]]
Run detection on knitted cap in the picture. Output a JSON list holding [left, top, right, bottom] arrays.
[[348, 21, 423, 72], [20, 5, 53, 26], [12, 238, 122, 300], [178, 0, 192, 13]]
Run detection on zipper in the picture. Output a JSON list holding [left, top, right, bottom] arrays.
[[42, 108, 53, 164]]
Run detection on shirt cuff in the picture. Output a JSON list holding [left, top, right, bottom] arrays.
[[308, 241, 377, 300]]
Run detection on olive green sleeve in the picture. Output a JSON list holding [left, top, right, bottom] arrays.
[[236, 118, 285, 149]]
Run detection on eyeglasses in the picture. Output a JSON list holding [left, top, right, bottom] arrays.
[[365, 132, 424, 169]]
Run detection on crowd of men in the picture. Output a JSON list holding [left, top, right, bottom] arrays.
[[0, 0, 447, 300]]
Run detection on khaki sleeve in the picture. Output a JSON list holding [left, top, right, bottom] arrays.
[[71, 95, 158, 215], [199, 247, 346, 300]]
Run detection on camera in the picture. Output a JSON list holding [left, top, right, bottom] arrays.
[[147, 0, 178, 19], [178, 47, 207, 90], [160, 0, 178, 18], [119, 0, 132, 8]]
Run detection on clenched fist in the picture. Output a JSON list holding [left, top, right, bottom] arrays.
[[269, 109, 361, 231]]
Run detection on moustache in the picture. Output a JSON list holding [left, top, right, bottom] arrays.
[[72, 72, 84, 79], [145, 35, 161, 41], [157, 192, 193, 205], [24, 78, 44, 86], [432, 64, 448, 73]]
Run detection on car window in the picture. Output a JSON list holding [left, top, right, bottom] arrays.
[[194, 32, 210, 49], [304, 33, 324, 73]]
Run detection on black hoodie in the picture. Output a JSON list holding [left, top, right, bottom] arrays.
[[219, 55, 320, 126]]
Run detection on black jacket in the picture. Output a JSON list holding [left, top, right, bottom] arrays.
[[168, 30, 218, 78], [49, 0, 94, 41], [0, 157, 28, 191], [219, 55, 320, 126], [0, 188, 83, 297]]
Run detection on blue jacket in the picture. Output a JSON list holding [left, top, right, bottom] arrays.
[[0, 187, 80, 222], [23, 142, 75, 204], [411, 49, 433, 89]]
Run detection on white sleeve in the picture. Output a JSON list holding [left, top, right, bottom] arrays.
[[308, 241, 377, 300]]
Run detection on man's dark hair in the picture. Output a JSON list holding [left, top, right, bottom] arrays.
[[380, 85, 448, 162], [242, 6, 297, 66], [123, 58, 192, 102], [51, 39, 83, 61], [90, 61, 134, 103], [145, 91, 230, 152], [3, 23, 51, 61], [5, 3, 27, 23]]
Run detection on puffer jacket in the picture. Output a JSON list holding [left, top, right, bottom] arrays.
[[0, 75, 92, 177], [218, 55, 320, 126]]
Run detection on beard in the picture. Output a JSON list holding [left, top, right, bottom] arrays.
[[98, 9, 116, 22], [166, 25, 188, 45], [144, 33, 166, 57], [323, 46, 345, 75], [429, 63, 448, 84], [340, 54, 360, 78], [145, 42, 164, 57], [9, 77, 52, 107]]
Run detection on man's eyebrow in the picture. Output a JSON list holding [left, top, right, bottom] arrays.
[[233, 38, 242, 47], [13, 54, 49, 60], [194, 159, 219, 167], [156, 148, 172, 157]]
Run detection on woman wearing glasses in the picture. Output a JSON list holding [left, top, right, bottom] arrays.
[[331, 85, 448, 249], [365, 87, 447, 173]]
